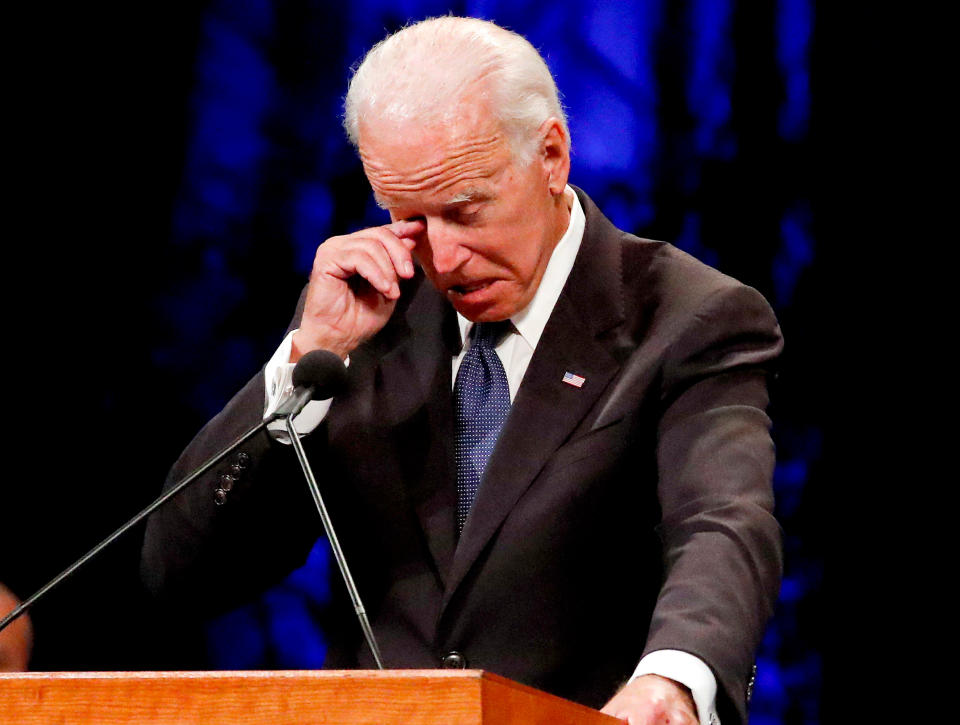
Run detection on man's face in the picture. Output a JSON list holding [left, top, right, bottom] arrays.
[[358, 103, 570, 322]]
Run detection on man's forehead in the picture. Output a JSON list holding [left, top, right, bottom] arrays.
[[360, 120, 510, 211]]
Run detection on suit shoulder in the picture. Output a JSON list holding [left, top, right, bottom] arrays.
[[616, 233, 779, 353], [621, 234, 747, 308]]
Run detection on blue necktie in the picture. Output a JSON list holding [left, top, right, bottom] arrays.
[[454, 321, 512, 533]]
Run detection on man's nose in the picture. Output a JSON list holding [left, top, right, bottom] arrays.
[[425, 221, 470, 274]]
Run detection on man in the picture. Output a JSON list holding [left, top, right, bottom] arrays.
[[142, 17, 782, 725]]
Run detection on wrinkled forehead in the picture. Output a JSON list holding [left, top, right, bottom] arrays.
[[357, 104, 513, 207]]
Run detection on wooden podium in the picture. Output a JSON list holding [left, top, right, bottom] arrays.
[[0, 669, 620, 724]]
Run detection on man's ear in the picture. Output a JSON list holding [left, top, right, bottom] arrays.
[[539, 118, 570, 196]]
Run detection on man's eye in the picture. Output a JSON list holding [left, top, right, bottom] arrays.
[[448, 206, 483, 223]]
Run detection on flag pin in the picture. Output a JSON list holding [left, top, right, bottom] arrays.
[[562, 371, 586, 388]]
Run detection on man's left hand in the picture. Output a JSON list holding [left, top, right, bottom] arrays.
[[600, 674, 699, 725]]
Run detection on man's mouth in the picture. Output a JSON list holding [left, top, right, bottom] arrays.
[[447, 280, 493, 297]]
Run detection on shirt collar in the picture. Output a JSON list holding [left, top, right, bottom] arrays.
[[457, 186, 586, 349]]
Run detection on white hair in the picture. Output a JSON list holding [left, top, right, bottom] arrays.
[[343, 16, 569, 163]]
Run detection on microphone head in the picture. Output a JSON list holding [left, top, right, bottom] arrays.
[[292, 349, 349, 400]]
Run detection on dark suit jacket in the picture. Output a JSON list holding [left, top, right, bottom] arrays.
[[142, 188, 783, 723]]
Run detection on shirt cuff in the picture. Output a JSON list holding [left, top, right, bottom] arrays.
[[631, 649, 719, 725], [263, 329, 333, 441]]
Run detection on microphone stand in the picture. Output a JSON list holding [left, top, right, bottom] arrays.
[[2, 412, 278, 634], [1, 367, 386, 671], [284, 415, 384, 669], [1, 404, 386, 671]]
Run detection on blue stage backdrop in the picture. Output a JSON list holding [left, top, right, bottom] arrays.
[[3, 1, 819, 723]]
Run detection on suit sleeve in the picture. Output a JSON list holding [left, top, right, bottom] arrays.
[[642, 282, 784, 725], [140, 290, 320, 615]]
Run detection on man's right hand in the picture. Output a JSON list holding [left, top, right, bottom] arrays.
[[291, 219, 425, 362]]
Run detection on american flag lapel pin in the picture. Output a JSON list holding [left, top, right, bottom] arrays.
[[562, 371, 586, 388]]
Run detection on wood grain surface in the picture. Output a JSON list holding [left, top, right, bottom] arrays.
[[0, 669, 620, 724]]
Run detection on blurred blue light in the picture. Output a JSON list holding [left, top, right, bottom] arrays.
[[775, 459, 807, 491], [205, 604, 267, 668], [778, 574, 804, 604], [173, 11, 274, 244], [688, 0, 736, 159], [574, 84, 639, 173], [586, 2, 644, 83], [674, 212, 720, 269], [284, 538, 335, 606], [292, 183, 334, 274], [774, 458, 807, 517], [263, 590, 328, 668], [776, 0, 812, 141], [773, 202, 814, 307]]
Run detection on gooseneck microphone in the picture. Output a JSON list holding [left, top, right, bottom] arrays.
[[0, 350, 353, 639], [269, 349, 349, 421], [273, 350, 385, 667]]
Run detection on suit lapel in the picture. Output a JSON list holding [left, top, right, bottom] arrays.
[[375, 278, 460, 587], [441, 190, 628, 611]]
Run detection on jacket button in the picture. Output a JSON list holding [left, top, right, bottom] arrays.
[[213, 488, 228, 506], [441, 651, 467, 669], [746, 664, 757, 703]]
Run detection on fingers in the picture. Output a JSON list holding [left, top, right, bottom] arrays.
[[295, 219, 426, 358], [599, 676, 699, 725], [317, 219, 425, 300], [382, 218, 424, 278], [385, 217, 426, 243], [334, 244, 401, 299]]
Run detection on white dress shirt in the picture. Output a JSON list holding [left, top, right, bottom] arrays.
[[263, 187, 719, 724]]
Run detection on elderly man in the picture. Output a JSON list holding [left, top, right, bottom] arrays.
[[142, 17, 782, 725]]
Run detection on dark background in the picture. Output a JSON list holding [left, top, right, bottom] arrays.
[[4, 2, 905, 722]]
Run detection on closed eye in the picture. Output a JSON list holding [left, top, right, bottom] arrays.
[[443, 203, 485, 225]]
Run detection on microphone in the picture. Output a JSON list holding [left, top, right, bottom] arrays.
[[269, 350, 348, 421]]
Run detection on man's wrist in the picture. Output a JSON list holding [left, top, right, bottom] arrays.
[[264, 329, 331, 440], [290, 329, 353, 363], [631, 650, 719, 725]]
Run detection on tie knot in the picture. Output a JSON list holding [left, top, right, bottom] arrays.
[[472, 320, 512, 349]]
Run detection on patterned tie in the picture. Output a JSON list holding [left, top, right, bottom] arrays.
[[454, 321, 512, 533]]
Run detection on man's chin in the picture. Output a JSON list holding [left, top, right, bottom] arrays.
[[448, 297, 515, 323], [445, 280, 515, 321], [451, 300, 501, 322]]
